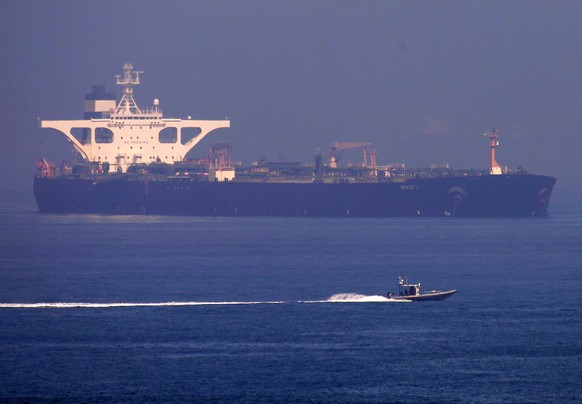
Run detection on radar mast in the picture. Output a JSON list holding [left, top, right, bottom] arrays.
[[485, 129, 503, 175], [115, 63, 142, 115]]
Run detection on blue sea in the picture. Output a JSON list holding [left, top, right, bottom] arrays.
[[1, 190, 581, 402]]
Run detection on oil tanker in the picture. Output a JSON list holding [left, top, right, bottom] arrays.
[[34, 64, 556, 217]]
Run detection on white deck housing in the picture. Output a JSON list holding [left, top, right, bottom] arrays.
[[41, 64, 230, 173]]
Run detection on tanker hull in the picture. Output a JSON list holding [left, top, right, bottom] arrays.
[[34, 174, 556, 217]]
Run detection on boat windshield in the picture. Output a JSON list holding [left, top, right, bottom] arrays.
[[399, 285, 419, 296]]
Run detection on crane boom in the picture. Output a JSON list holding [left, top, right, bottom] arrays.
[[329, 141, 373, 169], [329, 142, 371, 152]]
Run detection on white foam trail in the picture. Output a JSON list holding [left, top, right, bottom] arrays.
[[0, 301, 286, 309], [0, 294, 409, 309], [323, 293, 410, 303]]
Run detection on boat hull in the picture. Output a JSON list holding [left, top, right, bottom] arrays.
[[390, 290, 457, 301], [33, 173, 556, 217]]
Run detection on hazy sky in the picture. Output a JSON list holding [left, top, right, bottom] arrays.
[[1, 1, 580, 208]]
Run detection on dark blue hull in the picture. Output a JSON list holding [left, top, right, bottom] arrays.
[[389, 290, 458, 301], [33, 174, 556, 217]]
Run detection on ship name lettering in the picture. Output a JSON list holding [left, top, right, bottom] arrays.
[[400, 185, 417, 190]]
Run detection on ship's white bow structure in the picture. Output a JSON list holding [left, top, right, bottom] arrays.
[[41, 63, 230, 173]]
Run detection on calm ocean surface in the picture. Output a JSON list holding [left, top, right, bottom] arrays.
[[1, 190, 581, 402]]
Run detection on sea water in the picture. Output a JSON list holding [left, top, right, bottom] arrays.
[[0, 194, 580, 402]]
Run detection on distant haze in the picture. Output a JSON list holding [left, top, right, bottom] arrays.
[[1, 1, 580, 210]]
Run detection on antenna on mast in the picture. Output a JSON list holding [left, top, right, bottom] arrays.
[[114, 63, 143, 115]]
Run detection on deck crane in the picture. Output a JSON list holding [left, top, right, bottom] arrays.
[[329, 142, 376, 169], [209, 142, 235, 182], [210, 142, 232, 170]]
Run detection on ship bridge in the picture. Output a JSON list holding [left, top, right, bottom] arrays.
[[41, 63, 230, 173]]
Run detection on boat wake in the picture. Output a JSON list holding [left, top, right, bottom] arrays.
[[322, 293, 408, 303], [0, 294, 408, 309], [0, 301, 285, 309]]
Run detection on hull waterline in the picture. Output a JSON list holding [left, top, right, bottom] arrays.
[[34, 173, 556, 217]]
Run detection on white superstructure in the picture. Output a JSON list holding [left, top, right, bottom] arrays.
[[41, 63, 230, 173]]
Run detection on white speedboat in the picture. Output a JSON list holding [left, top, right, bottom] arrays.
[[387, 276, 457, 301]]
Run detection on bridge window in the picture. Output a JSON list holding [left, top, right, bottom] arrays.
[[159, 127, 177, 143], [181, 127, 202, 145], [71, 127, 92, 145], [95, 128, 114, 143]]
